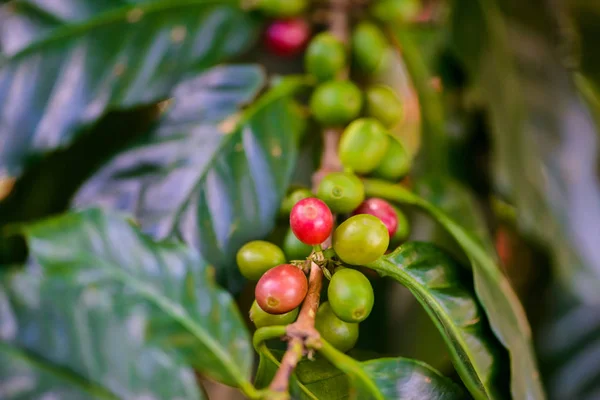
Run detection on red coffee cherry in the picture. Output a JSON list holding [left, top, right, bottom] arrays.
[[353, 198, 398, 237], [264, 19, 310, 57], [290, 198, 334, 245], [255, 264, 308, 314]]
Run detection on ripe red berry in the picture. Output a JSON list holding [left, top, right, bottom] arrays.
[[352, 198, 398, 237], [290, 198, 334, 245], [255, 264, 308, 314], [264, 19, 310, 57]]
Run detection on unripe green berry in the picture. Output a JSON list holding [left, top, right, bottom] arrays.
[[315, 302, 359, 352], [256, 0, 307, 17], [283, 227, 313, 260], [305, 33, 346, 81], [370, 0, 421, 24], [328, 269, 374, 323], [310, 81, 362, 127], [352, 22, 387, 73], [250, 300, 299, 328], [333, 214, 389, 265], [372, 137, 411, 181], [236, 241, 286, 280], [339, 118, 389, 174], [365, 85, 403, 128], [317, 172, 365, 214], [390, 206, 410, 246], [280, 188, 313, 216]]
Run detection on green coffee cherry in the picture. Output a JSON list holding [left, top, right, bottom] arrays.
[[315, 302, 359, 352], [310, 81, 363, 126], [339, 118, 389, 174], [317, 172, 365, 214], [305, 33, 346, 81], [366, 85, 403, 128], [390, 206, 410, 246], [370, 0, 420, 24], [333, 214, 389, 265], [250, 300, 299, 328], [256, 0, 307, 17], [283, 227, 313, 260], [328, 269, 374, 323], [352, 22, 387, 73], [372, 137, 411, 181], [280, 188, 313, 216], [236, 241, 286, 280]]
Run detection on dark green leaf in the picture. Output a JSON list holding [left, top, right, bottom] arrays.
[[451, 0, 600, 304], [254, 346, 464, 400], [0, 0, 258, 178], [361, 357, 466, 400], [73, 75, 306, 292], [21, 209, 256, 392], [0, 271, 203, 400], [537, 288, 600, 400], [364, 178, 545, 399], [367, 241, 505, 400]]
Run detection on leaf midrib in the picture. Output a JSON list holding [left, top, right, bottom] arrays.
[[89, 257, 249, 388], [368, 255, 491, 400], [0, 341, 119, 400], [1, 0, 238, 65]]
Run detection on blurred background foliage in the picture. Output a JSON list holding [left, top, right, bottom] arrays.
[[1, 0, 599, 398]]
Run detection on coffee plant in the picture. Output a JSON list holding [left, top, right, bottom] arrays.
[[1, 0, 599, 399]]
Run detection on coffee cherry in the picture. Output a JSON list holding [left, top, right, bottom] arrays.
[[283, 227, 313, 260], [352, 22, 387, 73], [328, 269, 374, 323], [370, 0, 420, 24], [250, 300, 299, 329], [280, 187, 313, 216], [255, 264, 308, 314], [372, 137, 411, 181], [305, 33, 346, 81], [236, 241, 286, 280], [365, 85, 403, 128], [290, 198, 334, 245], [310, 81, 362, 126], [256, 0, 308, 17], [353, 198, 398, 237], [317, 172, 365, 214], [390, 206, 410, 246], [339, 118, 389, 174], [315, 302, 359, 353], [265, 19, 310, 57], [333, 214, 389, 265]]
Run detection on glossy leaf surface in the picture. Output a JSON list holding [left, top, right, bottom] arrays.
[[73, 72, 305, 291], [0, 271, 203, 400], [0, 0, 257, 177], [20, 209, 255, 391], [367, 241, 505, 400], [255, 346, 464, 400], [451, 0, 600, 305], [364, 178, 545, 399]]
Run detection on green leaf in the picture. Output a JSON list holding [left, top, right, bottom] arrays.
[[21, 208, 257, 394], [367, 241, 505, 400], [363, 179, 545, 399], [254, 346, 464, 400], [73, 75, 306, 292], [361, 357, 466, 400], [0, 0, 258, 178], [451, 0, 600, 304], [254, 347, 348, 400], [537, 288, 600, 400], [0, 271, 203, 399]]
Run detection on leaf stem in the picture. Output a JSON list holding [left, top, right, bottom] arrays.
[[252, 326, 287, 351]]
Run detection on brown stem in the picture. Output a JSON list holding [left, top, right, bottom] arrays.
[[267, 1, 350, 397]]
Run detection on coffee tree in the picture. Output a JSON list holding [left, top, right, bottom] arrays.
[[1, 0, 599, 399]]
